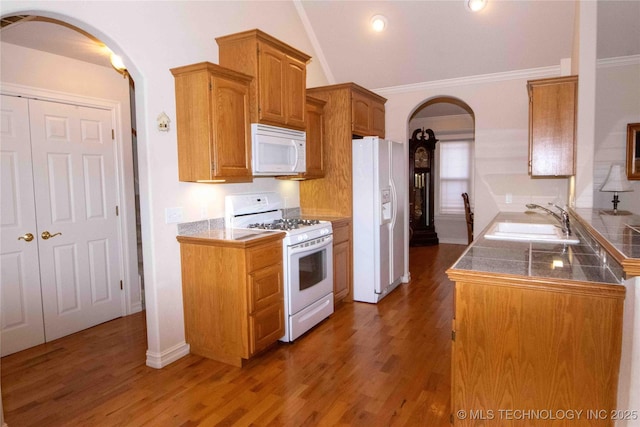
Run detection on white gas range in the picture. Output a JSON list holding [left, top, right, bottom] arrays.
[[225, 192, 334, 342]]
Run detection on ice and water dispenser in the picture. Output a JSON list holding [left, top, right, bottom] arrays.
[[381, 188, 392, 224]]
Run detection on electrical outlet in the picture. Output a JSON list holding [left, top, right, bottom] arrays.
[[165, 207, 183, 224], [506, 193, 513, 204]]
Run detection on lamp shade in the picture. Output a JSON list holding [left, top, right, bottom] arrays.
[[600, 164, 633, 192]]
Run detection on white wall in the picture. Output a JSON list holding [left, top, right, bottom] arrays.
[[593, 59, 640, 214], [0, 0, 328, 369], [379, 70, 571, 235]]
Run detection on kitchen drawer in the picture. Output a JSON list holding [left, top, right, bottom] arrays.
[[247, 242, 282, 272], [333, 223, 350, 244], [249, 303, 285, 355], [248, 263, 283, 313]]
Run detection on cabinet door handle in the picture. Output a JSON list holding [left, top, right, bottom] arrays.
[[18, 233, 34, 242], [41, 231, 62, 240]]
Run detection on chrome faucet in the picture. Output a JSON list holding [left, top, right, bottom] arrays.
[[525, 203, 572, 236]]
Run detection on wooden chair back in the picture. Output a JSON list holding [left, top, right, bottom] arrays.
[[462, 192, 474, 244]]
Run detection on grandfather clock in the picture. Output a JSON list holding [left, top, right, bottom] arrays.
[[409, 128, 439, 246]]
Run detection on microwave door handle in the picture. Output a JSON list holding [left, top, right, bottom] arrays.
[[291, 140, 300, 172], [293, 140, 300, 170]]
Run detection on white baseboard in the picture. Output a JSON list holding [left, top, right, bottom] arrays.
[[146, 342, 190, 369], [438, 237, 469, 245], [129, 301, 143, 314]]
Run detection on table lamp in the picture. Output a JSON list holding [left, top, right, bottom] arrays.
[[600, 164, 633, 214]]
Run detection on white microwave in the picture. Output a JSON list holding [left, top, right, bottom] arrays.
[[252, 124, 306, 176]]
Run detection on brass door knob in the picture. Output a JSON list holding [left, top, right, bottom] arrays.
[[41, 231, 62, 240], [18, 233, 34, 242]]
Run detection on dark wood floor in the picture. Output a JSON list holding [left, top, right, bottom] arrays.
[[1, 244, 466, 427]]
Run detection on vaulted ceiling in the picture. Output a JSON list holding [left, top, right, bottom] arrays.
[[1, 1, 638, 92]]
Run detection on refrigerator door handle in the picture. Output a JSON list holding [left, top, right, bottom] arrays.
[[389, 180, 397, 228]]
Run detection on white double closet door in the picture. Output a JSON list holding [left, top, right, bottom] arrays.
[[1, 94, 122, 356]]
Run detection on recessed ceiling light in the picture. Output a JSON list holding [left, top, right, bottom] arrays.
[[466, 0, 487, 12], [371, 15, 387, 32]]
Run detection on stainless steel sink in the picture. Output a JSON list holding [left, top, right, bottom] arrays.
[[484, 221, 580, 244]]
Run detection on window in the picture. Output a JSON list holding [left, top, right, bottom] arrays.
[[439, 139, 472, 214]]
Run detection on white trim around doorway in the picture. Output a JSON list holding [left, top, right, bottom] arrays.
[[1, 82, 143, 316]]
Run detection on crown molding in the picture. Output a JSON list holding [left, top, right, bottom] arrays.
[[374, 55, 639, 96], [374, 65, 562, 96], [597, 54, 640, 69]]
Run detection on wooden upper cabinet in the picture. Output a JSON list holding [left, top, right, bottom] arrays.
[[171, 62, 253, 183], [528, 75, 578, 177], [351, 88, 386, 137], [257, 43, 285, 125], [216, 29, 311, 131], [301, 82, 386, 217], [371, 101, 385, 137], [284, 55, 307, 129], [302, 95, 326, 178]]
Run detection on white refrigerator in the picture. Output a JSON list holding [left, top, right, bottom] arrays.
[[352, 136, 410, 303]]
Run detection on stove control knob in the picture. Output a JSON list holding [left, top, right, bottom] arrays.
[[320, 228, 329, 235], [298, 233, 308, 242]]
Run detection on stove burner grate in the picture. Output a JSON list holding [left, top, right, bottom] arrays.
[[247, 218, 321, 231]]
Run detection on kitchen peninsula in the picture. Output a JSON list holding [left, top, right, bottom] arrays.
[[446, 209, 639, 427]]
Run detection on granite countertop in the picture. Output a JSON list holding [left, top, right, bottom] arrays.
[[571, 208, 640, 260], [176, 228, 285, 248], [450, 211, 623, 285]]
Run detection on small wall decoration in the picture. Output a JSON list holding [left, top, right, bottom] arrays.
[[157, 112, 171, 132]]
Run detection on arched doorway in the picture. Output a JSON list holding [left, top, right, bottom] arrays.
[[409, 97, 475, 245], [0, 15, 144, 354]]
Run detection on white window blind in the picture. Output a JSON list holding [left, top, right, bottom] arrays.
[[439, 140, 472, 214]]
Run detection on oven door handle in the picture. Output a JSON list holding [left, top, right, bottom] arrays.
[[288, 235, 333, 256]]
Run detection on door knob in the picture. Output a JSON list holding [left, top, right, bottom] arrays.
[[18, 233, 34, 242], [41, 231, 62, 240]]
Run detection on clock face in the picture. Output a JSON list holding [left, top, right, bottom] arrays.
[[415, 147, 429, 168]]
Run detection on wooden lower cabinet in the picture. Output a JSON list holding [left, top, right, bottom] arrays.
[[177, 235, 284, 367], [332, 218, 352, 304], [447, 271, 624, 426]]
